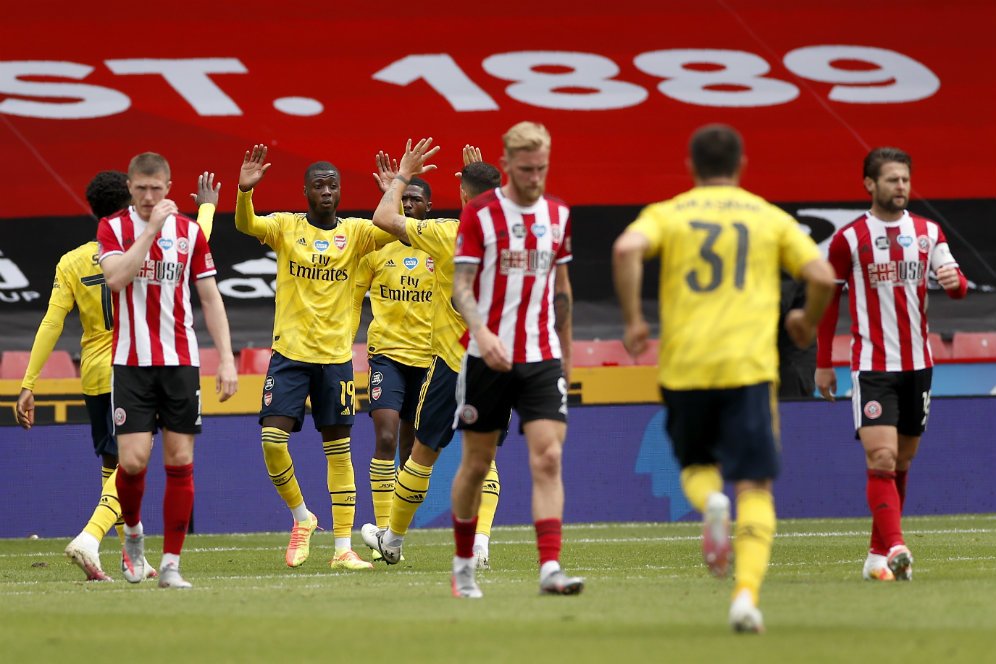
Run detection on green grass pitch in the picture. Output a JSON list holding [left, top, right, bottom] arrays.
[[2, 515, 994, 663]]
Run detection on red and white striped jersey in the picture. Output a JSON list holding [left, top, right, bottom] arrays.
[[817, 210, 965, 372], [97, 207, 216, 367], [454, 189, 572, 363]]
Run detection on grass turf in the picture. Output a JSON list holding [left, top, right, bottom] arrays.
[[1, 515, 994, 663]]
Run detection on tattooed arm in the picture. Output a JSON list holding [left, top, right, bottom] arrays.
[[553, 264, 573, 383], [453, 262, 512, 372]]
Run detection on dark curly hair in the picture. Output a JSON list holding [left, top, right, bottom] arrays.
[[85, 171, 131, 219]]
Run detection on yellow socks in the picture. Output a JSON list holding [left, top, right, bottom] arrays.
[[476, 461, 501, 536], [324, 437, 356, 545], [369, 458, 396, 530], [262, 427, 306, 511], [389, 458, 432, 537], [733, 488, 776, 604], [83, 465, 122, 542], [680, 464, 723, 513]]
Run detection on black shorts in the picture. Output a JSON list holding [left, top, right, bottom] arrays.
[[455, 355, 567, 432], [660, 382, 780, 482], [259, 351, 356, 432], [852, 368, 932, 436], [84, 392, 117, 457], [367, 354, 428, 422], [112, 365, 202, 435]]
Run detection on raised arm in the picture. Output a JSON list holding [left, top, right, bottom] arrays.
[[453, 262, 511, 372], [235, 145, 274, 238], [612, 229, 652, 357], [372, 138, 440, 243], [191, 171, 221, 241], [194, 277, 238, 402]]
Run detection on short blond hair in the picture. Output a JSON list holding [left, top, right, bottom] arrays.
[[128, 152, 171, 180], [503, 121, 551, 154]]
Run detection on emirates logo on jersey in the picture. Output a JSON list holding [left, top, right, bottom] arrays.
[[334, 234, 347, 250], [426, 256, 435, 273]]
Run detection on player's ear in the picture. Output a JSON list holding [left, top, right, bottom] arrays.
[[863, 176, 875, 195]]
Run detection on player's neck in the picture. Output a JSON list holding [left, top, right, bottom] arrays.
[[695, 177, 738, 187], [501, 184, 540, 207], [869, 205, 904, 222], [307, 210, 339, 230]]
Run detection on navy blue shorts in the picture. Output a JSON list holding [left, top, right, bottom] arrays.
[[260, 351, 356, 432], [852, 368, 932, 437], [367, 354, 428, 422], [84, 392, 117, 457], [414, 357, 508, 451], [660, 382, 780, 482], [112, 365, 202, 435], [455, 355, 567, 433]]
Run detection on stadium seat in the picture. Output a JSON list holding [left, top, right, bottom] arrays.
[[831, 334, 851, 365], [237, 347, 272, 375], [928, 333, 953, 361], [199, 347, 221, 376], [951, 332, 996, 360], [573, 340, 634, 367], [352, 343, 369, 375], [634, 339, 659, 366], [0, 350, 77, 380]]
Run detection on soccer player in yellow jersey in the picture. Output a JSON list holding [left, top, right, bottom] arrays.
[[361, 144, 504, 569], [15, 170, 220, 581], [613, 124, 836, 632], [350, 176, 434, 557], [236, 144, 396, 571]]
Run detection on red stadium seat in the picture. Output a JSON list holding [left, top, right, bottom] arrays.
[[831, 334, 851, 365], [237, 348, 272, 375], [927, 333, 952, 362], [573, 340, 634, 367], [634, 339, 660, 366], [951, 332, 996, 360], [0, 350, 77, 380], [352, 343, 369, 375], [199, 347, 221, 376]]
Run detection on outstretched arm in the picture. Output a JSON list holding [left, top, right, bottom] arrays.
[[372, 138, 441, 243], [191, 171, 221, 241], [235, 145, 274, 238]]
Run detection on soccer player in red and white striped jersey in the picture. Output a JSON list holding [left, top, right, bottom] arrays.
[[449, 122, 582, 598], [815, 147, 967, 583], [98, 152, 238, 588]]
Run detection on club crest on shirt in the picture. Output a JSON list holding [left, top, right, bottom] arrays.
[[511, 224, 526, 239], [113, 408, 127, 426], [917, 235, 930, 251], [864, 400, 882, 419], [551, 224, 563, 241], [334, 235, 346, 250], [897, 235, 913, 248], [314, 240, 330, 252], [157, 237, 174, 250], [531, 223, 547, 238], [176, 238, 189, 255], [875, 237, 890, 250], [403, 257, 419, 270], [426, 256, 435, 273]]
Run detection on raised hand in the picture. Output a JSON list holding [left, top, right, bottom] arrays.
[[455, 144, 483, 177], [15, 388, 34, 430], [622, 319, 650, 358], [398, 137, 441, 180], [239, 144, 271, 192], [371, 151, 399, 193], [191, 171, 221, 207], [149, 199, 178, 232]]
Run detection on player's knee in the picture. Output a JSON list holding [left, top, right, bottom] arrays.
[[374, 429, 399, 457], [529, 443, 562, 480], [118, 455, 147, 475], [865, 447, 897, 470]]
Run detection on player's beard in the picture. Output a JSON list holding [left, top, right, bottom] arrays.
[[876, 190, 906, 214]]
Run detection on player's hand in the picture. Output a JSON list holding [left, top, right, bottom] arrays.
[[622, 320, 650, 358], [475, 326, 512, 372], [455, 144, 483, 177], [399, 138, 440, 180], [371, 151, 399, 193], [936, 265, 961, 291], [15, 388, 35, 430], [216, 359, 238, 402], [815, 368, 837, 402], [149, 199, 178, 232], [239, 144, 271, 192], [785, 309, 818, 349], [191, 171, 221, 207]]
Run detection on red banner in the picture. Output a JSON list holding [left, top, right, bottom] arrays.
[[2, 0, 994, 216]]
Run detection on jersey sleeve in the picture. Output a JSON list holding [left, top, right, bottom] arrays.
[[777, 212, 823, 279], [825, 231, 852, 283], [21, 261, 74, 391], [555, 210, 573, 264], [815, 230, 850, 368], [350, 255, 372, 343], [625, 204, 665, 258], [454, 207, 484, 264], [196, 203, 215, 241], [190, 227, 217, 280], [405, 218, 454, 258], [235, 189, 280, 247], [96, 218, 123, 261], [49, 258, 77, 314]]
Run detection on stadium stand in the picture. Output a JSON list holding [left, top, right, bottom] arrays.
[[574, 340, 634, 367], [928, 333, 953, 361], [237, 347, 272, 375], [952, 332, 996, 360], [831, 334, 851, 365], [0, 350, 76, 379], [199, 347, 221, 376]]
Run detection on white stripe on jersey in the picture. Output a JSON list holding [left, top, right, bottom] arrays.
[[843, 227, 873, 370], [160, 216, 180, 365], [522, 201, 552, 362], [468, 207, 497, 358]]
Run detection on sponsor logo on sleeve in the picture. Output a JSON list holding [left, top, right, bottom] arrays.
[[205, 252, 215, 269]]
